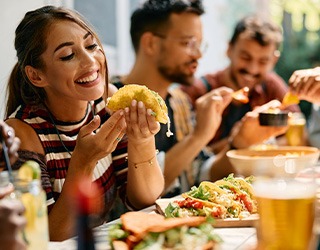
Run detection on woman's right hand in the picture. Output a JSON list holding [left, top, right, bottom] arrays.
[[72, 110, 126, 173]]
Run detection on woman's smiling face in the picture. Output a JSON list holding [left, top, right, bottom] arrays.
[[36, 20, 106, 104]]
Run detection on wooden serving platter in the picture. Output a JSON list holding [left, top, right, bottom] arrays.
[[155, 198, 259, 228]]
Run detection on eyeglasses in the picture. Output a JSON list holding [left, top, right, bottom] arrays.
[[153, 33, 208, 56]]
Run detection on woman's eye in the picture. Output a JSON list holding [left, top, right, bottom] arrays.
[[87, 43, 98, 50], [181, 41, 190, 47], [60, 54, 74, 61]]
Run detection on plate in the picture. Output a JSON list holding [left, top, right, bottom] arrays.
[[155, 198, 259, 228]]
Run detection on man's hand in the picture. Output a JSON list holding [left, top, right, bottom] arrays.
[[194, 87, 233, 144], [230, 100, 288, 148], [289, 67, 320, 104]]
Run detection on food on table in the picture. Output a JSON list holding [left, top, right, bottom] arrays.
[[258, 109, 289, 126], [164, 174, 257, 219], [107, 84, 173, 137], [108, 211, 222, 250], [282, 92, 299, 106], [231, 87, 249, 103]]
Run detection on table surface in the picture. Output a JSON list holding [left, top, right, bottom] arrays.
[[48, 205, 258, 250]]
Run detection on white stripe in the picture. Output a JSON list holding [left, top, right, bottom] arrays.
[[92, 155, 113, 181], [46, 198, 55, 207], [39, 133, 77, 142], [46, 152, 71, 161], [112, 153, 128, 161], [52, 155, 113, 192], [53, 178, 65, 193]]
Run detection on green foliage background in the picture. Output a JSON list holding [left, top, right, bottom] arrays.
[[271, 0, 320, 119]]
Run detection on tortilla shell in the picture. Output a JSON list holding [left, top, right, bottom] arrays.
[[121, 211, 206, 240], [107, 84, 168, 124], [115, 211, 216, 250]]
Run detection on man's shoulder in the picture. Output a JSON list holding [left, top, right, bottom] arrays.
[[265, 71, 286, 85], [169, 84, 191, 100], [200, 68, 227, 89]]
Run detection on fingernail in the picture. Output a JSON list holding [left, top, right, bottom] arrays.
[[125, 107, 129, 113], [138, 101, 144, 108], [131, 100, 137, 106], [119, 110, 124, 116]]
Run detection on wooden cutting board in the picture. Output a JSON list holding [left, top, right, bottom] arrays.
[[155, 198, 259, 228]]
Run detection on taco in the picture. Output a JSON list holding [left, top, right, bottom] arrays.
[[108, 211, 222, 250], [165, 174, 257, 219], [107, 84, 168, 124]]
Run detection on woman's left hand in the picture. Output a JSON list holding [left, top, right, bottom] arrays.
[[124, 100, 160, 143]]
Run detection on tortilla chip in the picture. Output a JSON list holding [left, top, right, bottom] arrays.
[[120, 211, 207, 240], [107, 84, 168, 124]]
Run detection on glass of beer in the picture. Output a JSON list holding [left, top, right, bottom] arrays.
[[285, 112, 306, 146], [253, 177, 316, 250]]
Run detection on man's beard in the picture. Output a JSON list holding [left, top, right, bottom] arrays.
[[158, 65, 195, 86]]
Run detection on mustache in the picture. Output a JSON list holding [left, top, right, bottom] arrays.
[[239, 69, 260, 79], [186, 59, 198, 66]]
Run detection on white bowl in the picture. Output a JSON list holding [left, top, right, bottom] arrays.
[[226, 146, 320, 177]]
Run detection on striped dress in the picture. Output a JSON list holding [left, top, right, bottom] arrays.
[[9, 97, 129, 216]]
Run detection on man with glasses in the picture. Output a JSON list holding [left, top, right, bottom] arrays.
[[111, 0, 233, 197], [182, 15, 300, 156]]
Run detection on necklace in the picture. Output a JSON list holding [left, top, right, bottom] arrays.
[[45, 102, 95, 157]]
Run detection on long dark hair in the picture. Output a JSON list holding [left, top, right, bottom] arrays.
[[6, 5, 108, 117]]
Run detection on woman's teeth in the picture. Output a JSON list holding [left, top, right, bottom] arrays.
[[77, 72, 98, 83]]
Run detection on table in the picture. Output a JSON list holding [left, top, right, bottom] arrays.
[[48, 205, 258, 250]]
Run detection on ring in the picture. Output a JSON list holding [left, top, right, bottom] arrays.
[[116, 137, 121, 142], [7, 130, 13, 138]]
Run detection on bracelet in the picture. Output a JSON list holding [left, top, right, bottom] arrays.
[[127, 150, 159, 169], [130, 155, 156, 169]]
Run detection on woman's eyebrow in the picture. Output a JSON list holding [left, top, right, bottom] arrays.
[[54, 32, 92, 53]]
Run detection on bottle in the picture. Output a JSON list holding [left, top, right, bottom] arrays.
[[75, 178, 102, 250]]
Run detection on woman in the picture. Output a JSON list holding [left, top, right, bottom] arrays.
[[5, 5, 164, 241]]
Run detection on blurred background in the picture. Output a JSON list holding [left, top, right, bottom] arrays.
[[1, 0, 319, 119]]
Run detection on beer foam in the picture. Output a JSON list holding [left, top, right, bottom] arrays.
[[253, 179, 316, 199]]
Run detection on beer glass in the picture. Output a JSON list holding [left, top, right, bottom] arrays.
[[254, 178, 316, 250], [285, 112, 306, 146]]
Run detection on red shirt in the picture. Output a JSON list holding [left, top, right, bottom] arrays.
[[182, 68, 300, 143]]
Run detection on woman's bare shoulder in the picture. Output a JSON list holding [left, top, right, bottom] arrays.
[[5, 118, 44, 154]]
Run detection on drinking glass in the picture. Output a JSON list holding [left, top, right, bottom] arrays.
[[285, 112, 306, 146], [13, 177, 49, 250], [1, 170, 49, 249], [252, 159, 317, 250]]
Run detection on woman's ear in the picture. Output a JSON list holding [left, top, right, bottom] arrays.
[[24, 65, 47, 87]]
